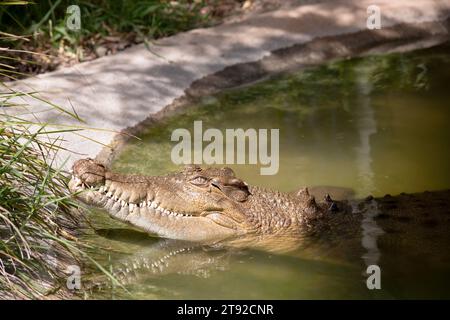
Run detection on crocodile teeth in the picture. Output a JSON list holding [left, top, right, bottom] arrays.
[[103, 196, 195, 219]]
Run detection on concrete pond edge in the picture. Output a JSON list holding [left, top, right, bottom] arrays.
[[96, 17, 450, 168]]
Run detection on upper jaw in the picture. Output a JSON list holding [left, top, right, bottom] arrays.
[[69, 175, 199, 218]]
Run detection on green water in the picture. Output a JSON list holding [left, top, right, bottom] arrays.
[[85, 43, 450, 299], [114, 44, 450, 198]]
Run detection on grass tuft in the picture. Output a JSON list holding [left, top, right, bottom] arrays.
[[0, 2, 120, 297], [0, 114, 78, 298]]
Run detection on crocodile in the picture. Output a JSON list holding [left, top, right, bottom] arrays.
[[68, 158, 354, 242], [69, 158, 450, 249]]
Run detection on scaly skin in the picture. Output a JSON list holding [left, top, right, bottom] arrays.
[[69, 158, 340, 242]]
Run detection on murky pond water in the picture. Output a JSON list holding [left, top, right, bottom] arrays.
[[84, 42, 450, 299]]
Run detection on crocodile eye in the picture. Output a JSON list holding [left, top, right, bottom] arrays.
[[190, 176, 209, 186]]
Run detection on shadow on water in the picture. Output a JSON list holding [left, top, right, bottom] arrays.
[[84, 42, 450, 299]]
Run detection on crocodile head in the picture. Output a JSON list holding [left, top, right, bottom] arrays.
[[69, 159, 254, 242]]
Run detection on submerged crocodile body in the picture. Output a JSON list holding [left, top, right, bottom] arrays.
[[69, 158, 351, 242]]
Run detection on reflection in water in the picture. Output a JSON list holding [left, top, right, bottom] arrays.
[[86, 232, 368, 299], [86, 43, 450, 299], [358, 200, 383, 268], [354, 63, 384, 268], [354, 63, 377, 196]]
